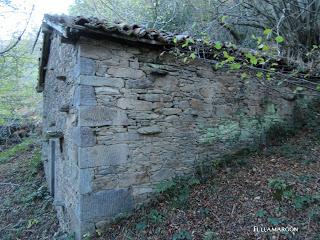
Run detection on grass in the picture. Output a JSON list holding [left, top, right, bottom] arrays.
[[0, 137, 35, 164]]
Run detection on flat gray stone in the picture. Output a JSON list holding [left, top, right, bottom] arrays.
[[79, 57, 96, 76], [117, 98, 153, 110], [77, 75, 124, 88], [137, 126, 162, 135], [126, 79, 153, 89], [107, 67, 145, 79], [72, 127, 96, 147], [79, 106, 128, 127], [160, 108, 182, 115], [95, 87, 120, 95], [79, 144, 129, 168], [80, 43, 112, 60], [79, 168, 93, 194], [74, 85, 97, 106], [80, 189, 134, 221]]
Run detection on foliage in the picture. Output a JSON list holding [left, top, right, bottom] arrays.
[[70, 0, 320, 63], [0, 38, 41, 125], [268, 178, 293, 201], [155, 176, 200, 209], [0, 137, 34, 163], [203, 231, 218, 240], [172, 230, 192, 240], [148, 209, 165, 224]]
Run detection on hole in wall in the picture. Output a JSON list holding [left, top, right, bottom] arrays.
[[59, 137, 64, 153]]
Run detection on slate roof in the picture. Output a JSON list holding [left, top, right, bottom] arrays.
[[43, 14, 189, 46]]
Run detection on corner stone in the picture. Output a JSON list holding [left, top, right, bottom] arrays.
[[79, 106, 128, 127], [79, 144, 129, 168], [80, 189, 134, 221]]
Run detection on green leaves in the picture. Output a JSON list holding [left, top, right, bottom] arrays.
[[182, 38, 195, 48], [172, 230, 192, 240], [190, 52, 196, 60], [230, 63, 241, 70], [256, 72, 263, 78], [245, 53, 258, 65], [214, 41, 222, 50], [223, 51, 235, 62], [263, 28, 272, 35], [267, 217, 282, 225], [275, 35, 284, 43], [220, 15, 228, 23], [256, 209, 266, 218]]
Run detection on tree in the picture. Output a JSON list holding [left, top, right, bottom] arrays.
[[0, 1, 34, 55], [0, 38, 40, 125]]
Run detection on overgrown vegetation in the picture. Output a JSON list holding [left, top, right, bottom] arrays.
[[70, 0, 320, 94], [0, 137, 35, 164], [0, 137, 58, 240]]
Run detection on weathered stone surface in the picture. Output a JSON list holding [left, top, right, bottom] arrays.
[[79, 168, 93, 194], [126, 79, 153, 89], [108, 67, 145, 79], [130, 112, 160, 120], [95, 87, 120, 95], [150, 168, 174, 182], [129, 59, 139, 69], [72, 127, 96, 147], [160, 108, 182, 115], [137, 126, 162, 135], [118, 172, 150, 187], [132, 186, 154, 196], [154, 75, 178, 91], [79, 106, 128, 127], [79, 57, 95, 75], [74, 85, 97, 106], [80, 44, 112, 60], [190, 98, 204, 111], [140, 93, 172, 102], [79, 144, 129, 168], [117, 98, 153, 110], [92, 174, 118, 191], [80, 189, 134, 221], [77, 75, 124, 88], [95, 220, 108, 230]]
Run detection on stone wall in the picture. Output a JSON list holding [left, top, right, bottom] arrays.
[[72, 36, 296, 235], [42, 32, 80, 233]]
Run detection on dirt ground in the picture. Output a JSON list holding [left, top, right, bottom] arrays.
[[0, 140, 59, 240]]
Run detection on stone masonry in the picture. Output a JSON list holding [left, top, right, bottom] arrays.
[[41, 30, 300, 239]]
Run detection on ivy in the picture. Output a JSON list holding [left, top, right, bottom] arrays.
[[214, 41, 222, 50], [275, 35, 284, 43], [263, 28, 272, 35]]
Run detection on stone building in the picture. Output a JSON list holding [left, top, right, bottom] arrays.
[[38, 15, 300, 239]]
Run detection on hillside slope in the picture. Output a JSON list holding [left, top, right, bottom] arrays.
[[0, 115, 319, 240]]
